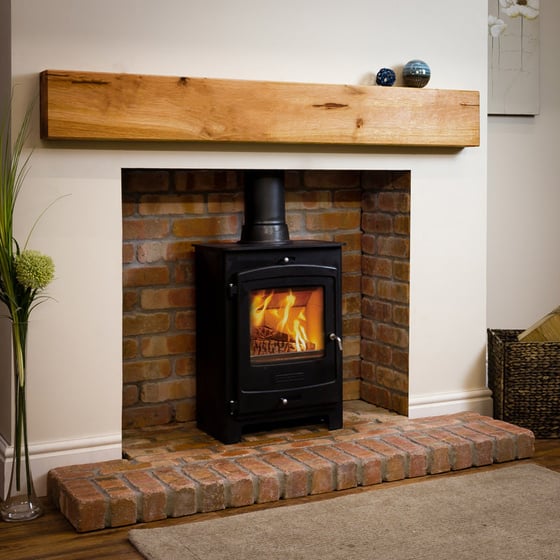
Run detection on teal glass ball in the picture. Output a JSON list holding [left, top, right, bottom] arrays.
[[403, 60, 431, 88]]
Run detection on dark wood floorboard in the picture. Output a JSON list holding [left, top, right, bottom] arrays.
[[1, 440, 558, 560]]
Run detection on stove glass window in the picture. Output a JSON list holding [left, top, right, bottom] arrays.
[[250, 286, 324, 362]]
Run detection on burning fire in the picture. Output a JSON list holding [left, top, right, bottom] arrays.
[[250, 288, 322, 356]]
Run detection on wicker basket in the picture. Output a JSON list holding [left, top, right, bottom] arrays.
[[487, 329, 560, 438]]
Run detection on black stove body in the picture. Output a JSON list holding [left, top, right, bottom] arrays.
[[194, 172, 343, 444]]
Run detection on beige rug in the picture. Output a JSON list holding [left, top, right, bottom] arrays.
[[129, 463, 560, 560]]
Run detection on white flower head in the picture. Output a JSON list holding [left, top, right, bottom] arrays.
[[499, 0, 539, 19], [488, 15, 507, 37]]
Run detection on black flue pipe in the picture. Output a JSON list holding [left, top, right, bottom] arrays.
[[239, 170, 290, 244]]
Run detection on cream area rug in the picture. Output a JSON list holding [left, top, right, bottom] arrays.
[[129, 463, 560, 560]]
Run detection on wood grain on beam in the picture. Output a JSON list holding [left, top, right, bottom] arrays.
[[40, 70, 480, 147]]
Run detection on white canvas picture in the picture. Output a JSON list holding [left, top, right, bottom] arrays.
[[488, 0, 540, 115]]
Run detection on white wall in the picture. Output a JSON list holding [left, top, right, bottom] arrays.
[[487, 0, 560, 328], [4, 0, 488, 496]]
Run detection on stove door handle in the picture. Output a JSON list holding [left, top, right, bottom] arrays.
[[329, 333, 343, 352]]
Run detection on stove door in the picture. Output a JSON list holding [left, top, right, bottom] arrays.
[[234, 263, 342, 416]]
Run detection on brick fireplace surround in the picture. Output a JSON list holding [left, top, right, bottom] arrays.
[[47, 168, 531, 533], [122, 168, 411, 429]]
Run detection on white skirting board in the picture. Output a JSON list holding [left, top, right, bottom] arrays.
[[408, 388, 494, 419], [1, 433, 122, 498]]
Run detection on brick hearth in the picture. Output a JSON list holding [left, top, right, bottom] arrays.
[[47, 402, 534, 532]]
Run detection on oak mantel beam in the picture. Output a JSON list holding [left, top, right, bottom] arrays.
[[40, 70, 480, 148]]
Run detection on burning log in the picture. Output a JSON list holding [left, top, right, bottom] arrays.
[[251, 326, 315, 356]]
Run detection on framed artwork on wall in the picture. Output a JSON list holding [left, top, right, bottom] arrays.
[[488, 0, 540, 115]]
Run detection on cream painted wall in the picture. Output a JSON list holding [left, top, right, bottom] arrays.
[[4, 0, 488, 495], [487, 0, 560, 329]]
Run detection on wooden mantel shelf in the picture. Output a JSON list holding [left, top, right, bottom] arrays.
[[39, 70, 480, 148]]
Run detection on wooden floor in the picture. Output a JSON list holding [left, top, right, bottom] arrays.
[[1, 439, 558, 559]]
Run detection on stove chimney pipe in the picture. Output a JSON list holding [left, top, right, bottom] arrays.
[[240, 170, 290, 244]]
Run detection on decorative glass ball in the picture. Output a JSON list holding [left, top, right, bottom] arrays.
[[402, 60, 431, 88], [375, 68, 396, 87]]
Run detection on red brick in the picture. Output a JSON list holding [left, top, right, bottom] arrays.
[[333, 189, 361, 208], [174, 169, 239, 192], [446, 426, 493, 466], [141, 333, 195, 357], [362, 300, 392, 323], [334, 442, 383, 486], [153, 467, 197, 517], [122, 384, 139, 407], [183, 464, 226, 513], [236, 457, 281, 504], [342, 252, 361, 273], [362, 255, 392, 278], [361, 340, 392, 365], [378, 192, 410, 213], [123, 266, 170, 287], [376, 324, 408, 348], [463, 421, 516, 463], [361, 233, 376, 254], [123, 218, 170, 240], [124, 170, 170, 193], [94, 476, 137, 527], [123, 359, 171, 383], [286, 190, 332, 210], [140, 287, 194, 310], [380, 435, 427, 478], [139, 194, 205, 216], [123, 291, 138, 312], [208, 192, 244, 213], [343, 293, 361, 315], [376, 368, 408, 394], [173, 215, 240, 238], [97, 459, 151, 475], [140, 378, 196, 403], [479, 418, 535, 459], [361, 213, 393, 234], [377, 237, 409, 258], [404, 432, 451, 474], [123, 243, 135, 263], [124, 471, 167, 522], [303, 170, 360, 189], [286, 449, 334, 495], [57, 478, 107, 533], [174, 400, 196, 422], [210, 460, 255, 508], [377, 280, 409, 303], [262, 452, 309, 499], [123, 404, 172, 429], [175, 310, 196, 330], [165, 241, 194, 261], [425, 428, 473, 470], [357, 439, 406, 481], [123, 312, 170, 336], [394, 215, 410, 235], [393, 262, 410, 282], [306, 210, 361, 231], [312, 446, 358, 490]]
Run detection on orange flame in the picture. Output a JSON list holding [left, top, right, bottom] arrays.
[[251, 288, 319, 354]]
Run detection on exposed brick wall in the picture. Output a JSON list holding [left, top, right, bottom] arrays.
[[360, 171, 410, 414], [122, 169, 410, 429]]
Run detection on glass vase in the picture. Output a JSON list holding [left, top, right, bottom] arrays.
[[1, 321, 43, 522]]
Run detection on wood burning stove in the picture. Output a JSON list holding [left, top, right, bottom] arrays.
[[195, 171, 343, 443]]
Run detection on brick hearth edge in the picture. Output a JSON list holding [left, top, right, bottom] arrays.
[[47, 412, 534, 532]]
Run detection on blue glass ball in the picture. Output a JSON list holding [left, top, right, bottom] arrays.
[[403, 59, 431, 88], [376, 68, 396, 87]]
